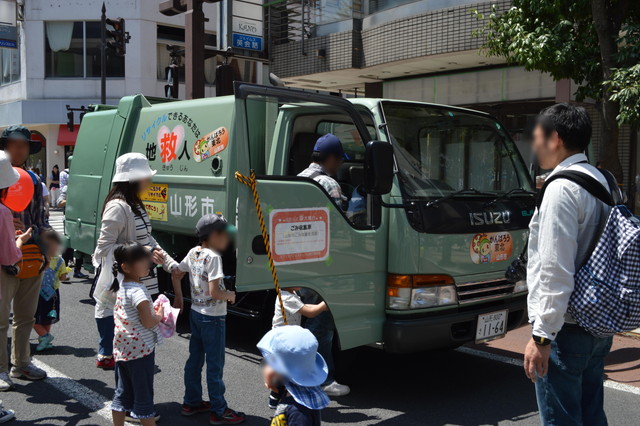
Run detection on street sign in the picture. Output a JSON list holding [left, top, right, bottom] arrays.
[[232, 33, 263, 51], [232, 17, 263, 36], [0, 24, 16, 48]]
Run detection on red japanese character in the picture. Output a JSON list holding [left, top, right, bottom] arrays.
[[160, 131, 178, 163]]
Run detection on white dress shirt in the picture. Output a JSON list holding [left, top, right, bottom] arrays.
[[527, 153, 611, 340]]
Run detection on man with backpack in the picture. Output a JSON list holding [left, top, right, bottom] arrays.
[[0, 126, 49, 391], [525, 104, 622, 425]]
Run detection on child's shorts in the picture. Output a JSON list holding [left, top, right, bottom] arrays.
[[111, 351, 156, 419], [34, 290, 60, 325]]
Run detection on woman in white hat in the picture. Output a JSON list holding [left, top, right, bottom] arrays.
[[92, 153, 179, 371]]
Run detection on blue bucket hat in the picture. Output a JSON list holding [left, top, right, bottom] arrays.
[[313, 133, 350, 160], [257, 326, 330, 410]]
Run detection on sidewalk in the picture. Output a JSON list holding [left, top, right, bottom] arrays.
[[469, 325, 640, 388]]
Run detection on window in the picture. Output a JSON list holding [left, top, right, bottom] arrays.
[[383, 102, 532, 198], [45, 21, 125, 78], [1, 46, 20, 85], [368, 0, 419, 14], [316, 121, 375, 162]]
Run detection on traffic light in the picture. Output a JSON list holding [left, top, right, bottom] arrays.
[[105, 18, 129, 56], [66, 106, 74, 132], [216, 64, 235, 96], [79, 106, 87, 123]]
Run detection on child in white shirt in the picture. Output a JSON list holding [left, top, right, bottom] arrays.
[[270, 288, 328, 408]]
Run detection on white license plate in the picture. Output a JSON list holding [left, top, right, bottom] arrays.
[[475, 309, 508, 343]]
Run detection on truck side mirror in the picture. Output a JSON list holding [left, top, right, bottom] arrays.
[[364, 140, 394, 195]]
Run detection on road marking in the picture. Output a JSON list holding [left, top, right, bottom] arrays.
[[31, 358, 114, 424], [456, 346, 640, 395]]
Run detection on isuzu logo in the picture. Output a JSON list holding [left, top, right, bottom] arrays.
[[469, 211, 512, 226]]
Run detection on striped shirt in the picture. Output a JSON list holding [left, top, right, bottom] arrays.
[[134, 211, 159, 295], [113, 281, 160, 362], [298, 163, 345, 209]]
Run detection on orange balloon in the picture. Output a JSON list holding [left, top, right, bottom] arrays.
[[4, 168, 34, 212]]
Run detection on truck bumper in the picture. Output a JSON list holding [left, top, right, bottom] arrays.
[[383, 295, 528, 353]]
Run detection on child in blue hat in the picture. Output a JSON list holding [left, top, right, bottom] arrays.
[[258, 325, 330, 425]]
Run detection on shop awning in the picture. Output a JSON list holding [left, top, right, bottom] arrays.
[[57, 124, 79, 146]]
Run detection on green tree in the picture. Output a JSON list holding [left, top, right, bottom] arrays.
[[475, 0, 640, 180]]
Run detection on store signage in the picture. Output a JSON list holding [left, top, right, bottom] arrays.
[[0, 24, 17, 48], [233, 0, 263, 21], [232, 33, 263, 51], [232, 17, 263, 36]]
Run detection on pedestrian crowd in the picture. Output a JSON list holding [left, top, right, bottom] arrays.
[[0, 102, 629, 426], [0, 126, 351, 426]]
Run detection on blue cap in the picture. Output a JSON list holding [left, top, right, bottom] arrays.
[[313, 133, 349, 160], [257, 325, 328, 387]]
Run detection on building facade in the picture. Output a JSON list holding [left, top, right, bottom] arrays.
[[267, 0, 638, 206], [0, 0, 265, 180]]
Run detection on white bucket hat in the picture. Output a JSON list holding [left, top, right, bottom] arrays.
[[0, 151, 20, 190], [112, 153, 157, 183]]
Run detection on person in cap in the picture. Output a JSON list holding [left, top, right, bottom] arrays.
[[172, 213, 245, 424], [297, 136, 352, 398], [258, 325, 330, 426], [0, 125, 49, 387], [92, 153, 181, 370], [297, 134, 348, 209]]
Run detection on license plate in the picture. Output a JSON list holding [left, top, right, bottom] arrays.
[[475, 309, 508, 343]]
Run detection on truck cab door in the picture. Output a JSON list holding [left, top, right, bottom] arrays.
[[233, 83, 388, 349]]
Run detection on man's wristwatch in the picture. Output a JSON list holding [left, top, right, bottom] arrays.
[[532, 334, 552, 346]]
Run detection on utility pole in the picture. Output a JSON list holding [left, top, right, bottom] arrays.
[[185, 0, 205, 99], [160, 0, 219, 99], [100, 2, 106, 104]]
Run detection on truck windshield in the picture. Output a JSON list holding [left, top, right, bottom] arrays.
[[382, 102, 533, 198]]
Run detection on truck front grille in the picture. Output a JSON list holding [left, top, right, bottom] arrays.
[[455, 279, 515, 305]]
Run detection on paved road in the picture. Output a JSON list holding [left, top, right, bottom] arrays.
[[4, 212, 638, 425], [2, 271, 640, 426]]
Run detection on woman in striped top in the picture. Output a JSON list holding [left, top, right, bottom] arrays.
[[92, 153, 180, 370]]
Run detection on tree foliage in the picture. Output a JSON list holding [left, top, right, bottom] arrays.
[[606, 23, 640, 125], [608, 64, 640, 125]]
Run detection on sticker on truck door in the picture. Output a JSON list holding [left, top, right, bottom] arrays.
[[470, 232, 513, 264], [140, 184, 168, 202], [193, 127, 229, 162], [270, 208, 330, 265], [143, 201, 168, 222]]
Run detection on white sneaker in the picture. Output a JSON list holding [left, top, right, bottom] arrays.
[[10, 362, 46, 381], [0, 374, 14, 392], [322, 380, 351, 397]]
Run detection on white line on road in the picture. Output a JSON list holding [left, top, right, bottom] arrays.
[[456, 346, 640, 396], [31, 358, 114, 424]]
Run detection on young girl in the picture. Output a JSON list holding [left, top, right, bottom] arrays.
[[33, 231, 71, 351], [110, 243, 164, 426]]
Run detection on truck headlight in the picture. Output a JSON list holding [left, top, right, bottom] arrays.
[[387, 274, 456, 310], [388, 287, 412, 310], [513, 280, 528, 293], [410, 285, 457, 308]]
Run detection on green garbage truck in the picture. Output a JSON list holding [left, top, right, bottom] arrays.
[[65, 83, 535, 353]]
